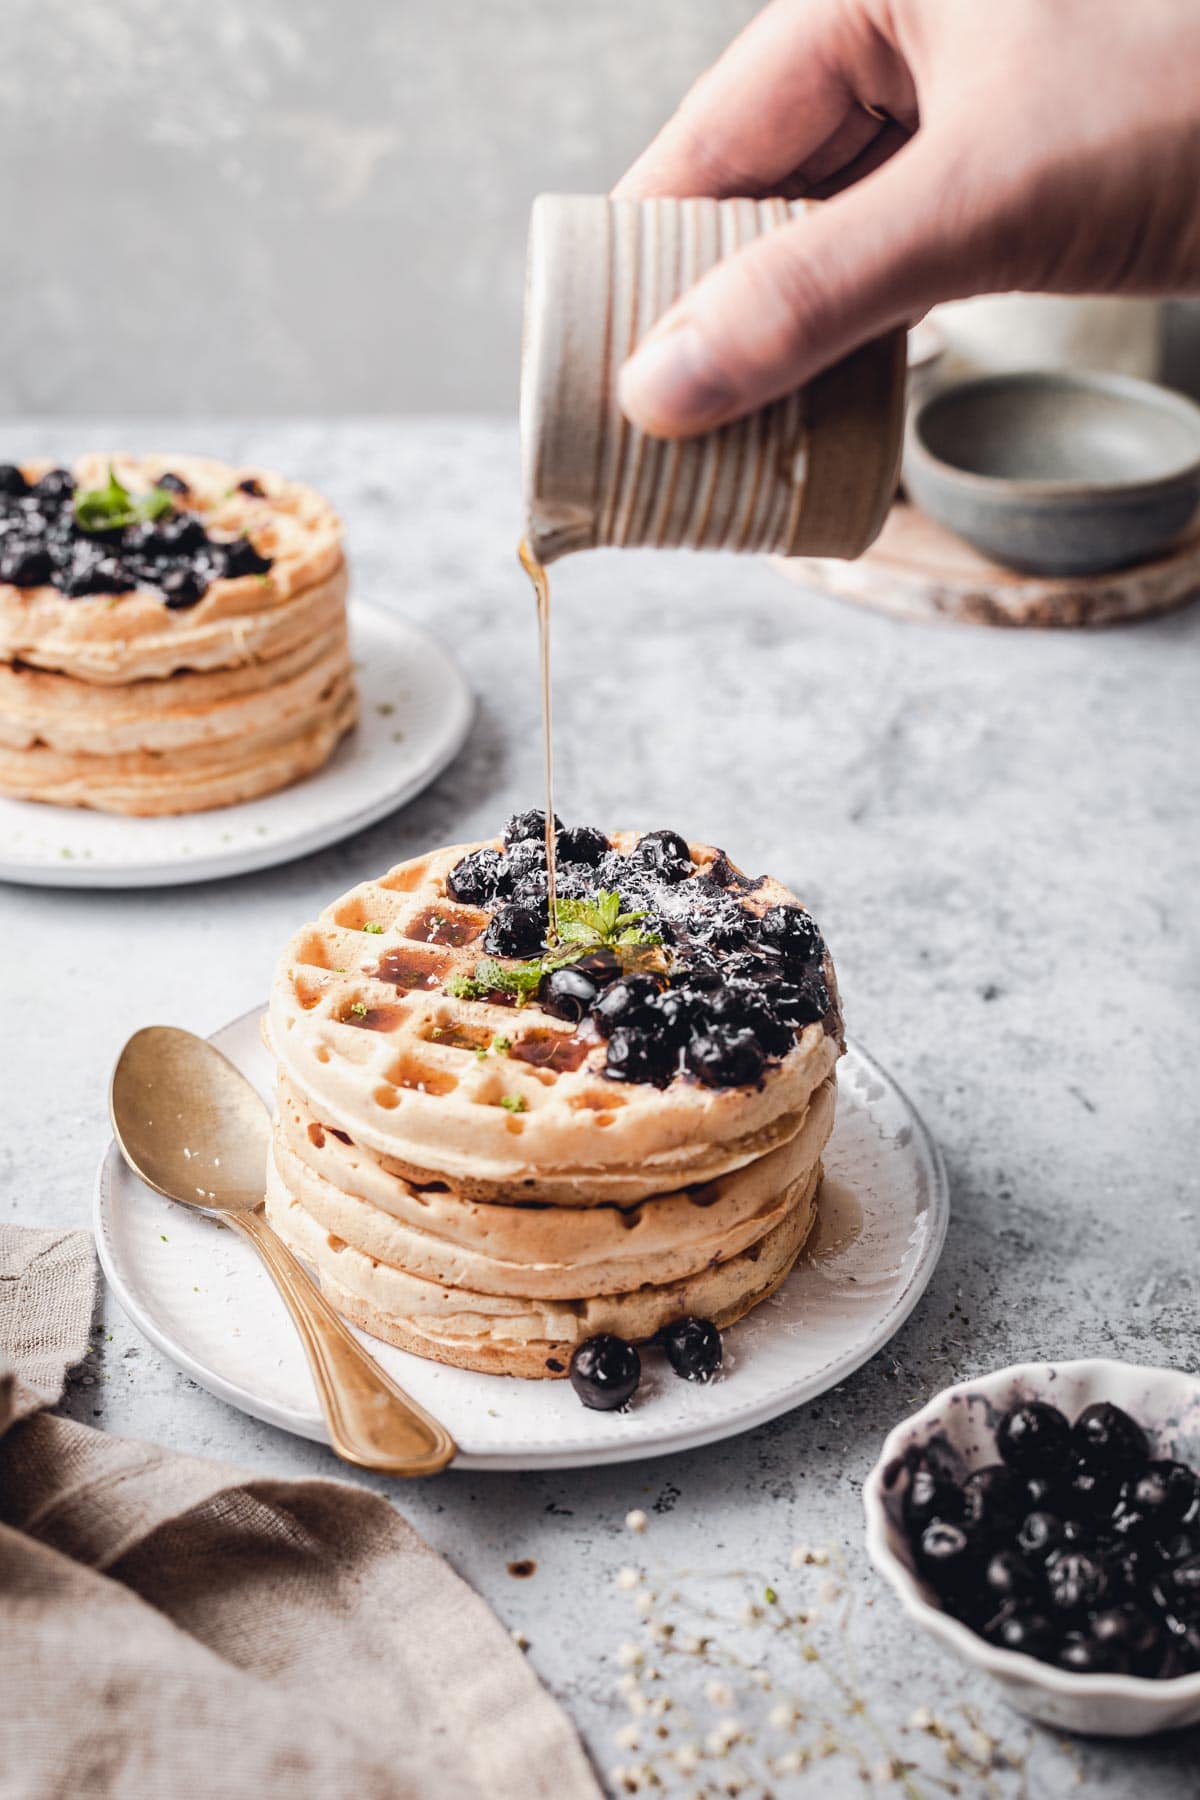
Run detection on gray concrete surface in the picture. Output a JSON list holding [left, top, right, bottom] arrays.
[[2, 417, 1199, 1797]]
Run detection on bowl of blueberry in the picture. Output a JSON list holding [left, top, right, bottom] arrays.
[[863, 1360, 1200, 1735]]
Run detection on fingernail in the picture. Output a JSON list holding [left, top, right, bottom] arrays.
[[618, 322, 737, 436]]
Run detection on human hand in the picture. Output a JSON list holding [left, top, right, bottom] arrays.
[[614, 0, 1200, 437]]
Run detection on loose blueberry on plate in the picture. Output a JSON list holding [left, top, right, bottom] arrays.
[[483, 901, 546, 959], [537, 965, 597, 1022], [659, 1317, 722, 1382], [996, 1401, 1074, 1478], [569, 1334, 640, 1411]]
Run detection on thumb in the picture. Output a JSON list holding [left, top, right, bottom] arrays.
[[618, 135, 977, 438]]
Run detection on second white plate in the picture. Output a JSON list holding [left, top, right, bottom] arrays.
[[95, 1007, 949, 1471], [0, 604, 473, 888]]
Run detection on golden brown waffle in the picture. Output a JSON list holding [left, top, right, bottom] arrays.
[[0, 453, 356, 813], [267, 834, 842, 1202], [265, 1158, 824, 1378]]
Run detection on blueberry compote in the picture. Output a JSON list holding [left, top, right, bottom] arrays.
[[900, 1402, 1200, 1677], [0, 463, 272, 607], [445, 815, 836, 1089]]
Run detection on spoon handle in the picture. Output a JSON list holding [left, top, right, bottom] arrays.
[[230, 1209, 456, 1476]]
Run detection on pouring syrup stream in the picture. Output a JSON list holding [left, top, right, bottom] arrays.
[[518, 537, 559, 942]]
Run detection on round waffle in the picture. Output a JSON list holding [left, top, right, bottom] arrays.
[[0, 454, 344, 683], [265, 1157, 824, 1378], [0, 452, 356, 814], [269, 1073, 835, 1298], [267, 835, 842, 1203]]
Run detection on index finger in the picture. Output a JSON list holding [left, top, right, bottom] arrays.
[[613, 0, 880, 199]]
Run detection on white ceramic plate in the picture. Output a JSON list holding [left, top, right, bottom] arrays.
[[95, 1008, 949, 1471], [0, 605, 473, 888]]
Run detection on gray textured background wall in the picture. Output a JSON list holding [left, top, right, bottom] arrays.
[[0, 0, 757, 415], [2, 0, 1195, 416]]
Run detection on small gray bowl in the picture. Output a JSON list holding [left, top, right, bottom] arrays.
[[905, 370, 1200, 575]]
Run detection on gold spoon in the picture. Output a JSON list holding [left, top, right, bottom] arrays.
[[110, 1025, 456, 1476]]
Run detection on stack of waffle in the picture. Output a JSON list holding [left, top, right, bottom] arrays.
[[264, 833, 843, 1379], [0, 453, 355, 814]]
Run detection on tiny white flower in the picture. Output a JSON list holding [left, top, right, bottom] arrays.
[[615, 1724, 640, 1751], [634, 1591, 654, 1618], [616, 1566, 641, 1591], [704, 1679, 735, 1709], [625, 1509, 648, 1533], [966, 1728, 994, 1764], [626, 1690, 648, 1718], [618, 1672, 640, 1698], [650, 1694, 673, 1716], [873, 1757, 903, 1783], [674, 1744, 700, 1775], [749, 1668, 771, 1690], [817, 1577, 840, 1605], [648, 1620, 674, 1645], [509, 1629, 529, 1650], [775, 1749, 804, 1775], [617, 1641, 644, 1669], [789, 1544, 810, 1568], [810, 1547, 829, 1565], [768, 1701, 796, 1730], [739, 1602, 762, 1625], [909, 1705, 935, 1732]]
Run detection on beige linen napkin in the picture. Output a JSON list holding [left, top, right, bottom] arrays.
[[0, 1224, 600, 1800]]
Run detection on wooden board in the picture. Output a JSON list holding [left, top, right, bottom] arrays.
[[772, 498, 1200, 628]]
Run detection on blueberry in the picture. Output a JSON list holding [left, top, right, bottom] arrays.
[[154, 471, 190, 495], [770, 974, 831, 1030], [66, 553, 137, 598], [538, 965, 597, 1022], [236, 476, 266, 497], [158, 515, 207, 553], [504, 809, 560, 848], [1045, 1548, 1112, 1616], [686, 1028, 765, 1089], [631, 829, 692, 884], [483, 902, 546, 960], [918, 1521, 978, 1599], [997, 1402, 1074, 1478], [222, 536, 273, 577], [904, 1457, 965, 1534], [1056, 1632, 1115, 1674], [159, 566, 207, 608], [1120, 1462, 1199, 1534], [0, 463, 29, 497], [1018, 1511, 1066, 1562], [571, 948, 623, 987], [659, 1317, 722, 1382], [604, 1026, 676, 1087], [1073, 1402, 1150, 1477], [671, 953, 723, 991], [1091, 1605, 1165, 1675], [983, 1549, 1039, 1609], [649, 986, 702, 1046], [591, 975, 664, 1038], [33, 468, 74, 505], [506, 840, 546, 884], [557, 824, 609, 865], [1066, 1458, 1125, 1519], [0, 542, 52, 586], [961, 1465, 1023, 1543], [569, 1334, 641, 1411], [701, 985, 793, 1058], [1160, 1553, 1200, 1619], [759, 903, 823, 968], [446, 847, 510, 905], [1024, 1474, 1066, 1513], [986, 1608, 1056, 1659]]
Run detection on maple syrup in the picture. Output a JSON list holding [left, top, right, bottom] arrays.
[[372, 946, 449, 990], [508, 1030, 593, 1075], [425, 1020, 494, 1052], [342, 1002, 405, 1033], [404, 905, 487, 947], [518, 537, 559, 942]]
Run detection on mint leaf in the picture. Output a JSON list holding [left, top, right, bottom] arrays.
[[74, 465, 173, 534], [499, 1094, 527, 1114]]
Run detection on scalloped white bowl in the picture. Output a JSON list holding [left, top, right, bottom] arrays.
[[863, 1360, 1200, 1736]]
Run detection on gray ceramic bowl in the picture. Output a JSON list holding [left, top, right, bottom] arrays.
[[905, 371, 1200, 575]]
